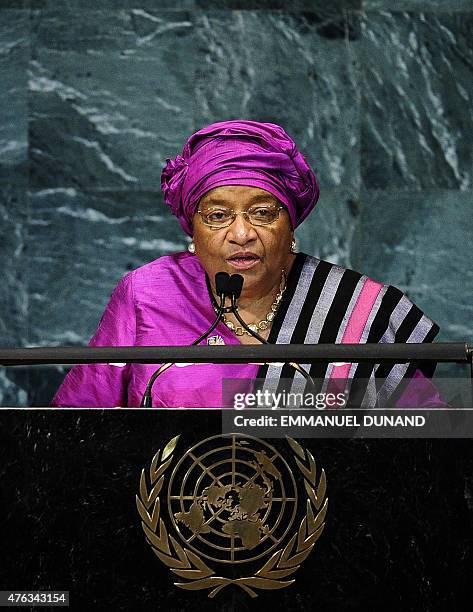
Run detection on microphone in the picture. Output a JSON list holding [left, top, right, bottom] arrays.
[[228, 273, 243, 299], [192, 272, 231, 345], [140, 272, 232, 408], [215, 271, 233, 298]]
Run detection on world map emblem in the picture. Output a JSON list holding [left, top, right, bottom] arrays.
[[136, 434, 328, 598]]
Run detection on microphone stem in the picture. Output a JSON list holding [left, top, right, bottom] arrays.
[[140, 294, 226, 408], [191, 306, 224, 346], [230, 296, 317, 393]]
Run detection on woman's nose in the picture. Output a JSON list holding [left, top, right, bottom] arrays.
[[227, 212, 257, 242]]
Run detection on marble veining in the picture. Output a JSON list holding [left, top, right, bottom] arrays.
[[0, 6, 472, 405], [361, 11, 473, 189]]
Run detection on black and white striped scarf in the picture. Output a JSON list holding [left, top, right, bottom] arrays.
[[257, 253, 439, 408]]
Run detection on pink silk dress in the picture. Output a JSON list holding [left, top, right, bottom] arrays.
[[51, 252, 258, 408]]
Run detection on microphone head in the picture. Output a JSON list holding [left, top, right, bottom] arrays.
[[229, 274, 244, 299], [215, 272, 231, 297]]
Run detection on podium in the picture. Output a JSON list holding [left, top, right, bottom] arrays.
[[1, 343, 472, 609], [1, 408, 472, 610]]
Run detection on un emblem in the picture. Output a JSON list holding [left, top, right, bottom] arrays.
[[136, 435, 328, 598]]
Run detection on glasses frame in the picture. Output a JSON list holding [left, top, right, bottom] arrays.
[[196, 203, 284, 229]]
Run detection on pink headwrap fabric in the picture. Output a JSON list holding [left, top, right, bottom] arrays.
[[161, 120, 320, 236]]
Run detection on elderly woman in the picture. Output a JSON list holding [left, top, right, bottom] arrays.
[[51, 120, 442, 408]]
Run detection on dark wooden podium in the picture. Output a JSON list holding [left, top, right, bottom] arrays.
[[1, 408, 472, 611]]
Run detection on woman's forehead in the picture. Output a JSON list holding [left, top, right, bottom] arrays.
[[200, 185, 279, 206]]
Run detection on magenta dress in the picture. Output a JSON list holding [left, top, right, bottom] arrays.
[[51, 252, 259, 408], [51, 252, 445, 408]]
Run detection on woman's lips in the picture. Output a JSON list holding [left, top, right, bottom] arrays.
[[226, 254, 260, 270]]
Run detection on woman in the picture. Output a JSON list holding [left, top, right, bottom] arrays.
[[51, 120, 442, 408]]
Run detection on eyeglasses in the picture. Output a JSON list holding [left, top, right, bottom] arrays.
[[197, 204, 284, 229]]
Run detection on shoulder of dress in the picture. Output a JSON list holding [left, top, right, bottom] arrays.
[[124, 251, 205, 291], [300, 253, 387, 289]]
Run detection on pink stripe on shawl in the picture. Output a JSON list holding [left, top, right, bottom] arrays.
[[329, 278, 383, 383]]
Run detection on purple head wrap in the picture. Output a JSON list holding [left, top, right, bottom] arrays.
[[161, 120, 320, 236]]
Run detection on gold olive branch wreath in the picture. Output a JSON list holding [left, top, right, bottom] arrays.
[[136, 435, 328, 599]]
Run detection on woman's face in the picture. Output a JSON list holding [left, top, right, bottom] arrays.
[[192, 185, 294, 300]]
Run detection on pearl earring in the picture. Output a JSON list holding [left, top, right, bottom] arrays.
[[290, 238, 297, 254], [187, 242, 196, 254]]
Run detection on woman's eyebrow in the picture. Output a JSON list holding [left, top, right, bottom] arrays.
[[199, 198, 229, 207]]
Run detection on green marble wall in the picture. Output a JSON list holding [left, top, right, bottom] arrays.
[[0, 1, 472, 405]]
